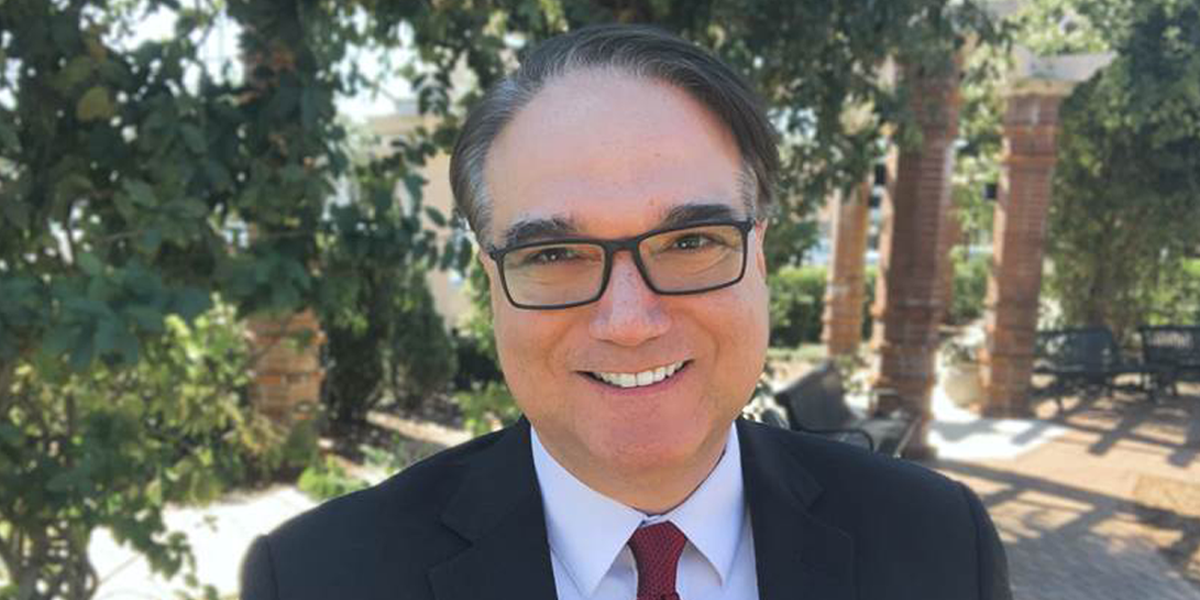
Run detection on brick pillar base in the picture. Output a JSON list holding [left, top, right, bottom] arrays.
[[823, 181, 872, 356], [248, 310, 325, 424], [980, 89, 1068, 417], [873, 60, 962, 457]]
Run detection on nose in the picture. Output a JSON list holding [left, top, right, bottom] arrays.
[[588, 252, 672, 346]]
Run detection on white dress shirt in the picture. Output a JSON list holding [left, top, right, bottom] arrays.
[[530, 424, 759, 600]]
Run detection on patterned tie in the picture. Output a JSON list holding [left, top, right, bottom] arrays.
[[628, 521, 688, 600]]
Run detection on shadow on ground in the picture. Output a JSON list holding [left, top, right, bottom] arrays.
[[929, 383, 1200, 600]]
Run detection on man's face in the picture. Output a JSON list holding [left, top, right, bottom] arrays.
[[482, 69, 769, 489]]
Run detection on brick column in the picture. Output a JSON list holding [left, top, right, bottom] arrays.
[[938, 203, 962, 324], [248, 310, 325, 423], [239, 28, 325, 427], [980, 86, 1069, 416], [872, 61, 961, 457], [822, 180, 872, 356]]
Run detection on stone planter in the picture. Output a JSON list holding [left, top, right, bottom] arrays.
[[942, 361, 985, 408]]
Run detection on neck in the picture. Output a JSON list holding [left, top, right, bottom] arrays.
[[619, 449, 726, 515], [538, 426, 732, 515]]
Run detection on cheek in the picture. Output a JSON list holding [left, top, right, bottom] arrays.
[[721, 278, 769, 373], [492, 306, 532, 377], [491, 305, 569, 393]]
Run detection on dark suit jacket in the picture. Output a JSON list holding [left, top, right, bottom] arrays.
[[241, 418, 1011, 600]]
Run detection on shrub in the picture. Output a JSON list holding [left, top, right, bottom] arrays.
[[0, 306, 290, 598], [768, 265, 828, 347], [768, 265, 876, 348], [449, 260, 523, 436], [949, 249, 990, 324], [451, 329, 505, 391], [319, 264, 457, 426], [863, 266, 877, 340], [297, 435, 446, 503], [297, 455, 368, 502], [388, 268, 458, 409], [1144, 258, 1200, 326], [455, 381, 523, 437]]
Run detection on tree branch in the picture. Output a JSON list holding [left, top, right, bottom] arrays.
[[0, 527, 17, 591], [0, 359, 15, 416]]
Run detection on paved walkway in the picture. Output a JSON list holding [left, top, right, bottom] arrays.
[[926, 384, 1200, 600], [89, 386, 1200, 599], [90, 486, 316, 599]]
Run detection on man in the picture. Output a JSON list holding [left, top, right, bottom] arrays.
[[241, 24, 1012, 600]]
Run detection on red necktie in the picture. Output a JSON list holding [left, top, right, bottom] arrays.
[[628, 521, 688, 600]]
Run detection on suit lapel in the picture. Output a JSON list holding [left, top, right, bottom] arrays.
[[429, 419, 558, 600], [427, 418, 857, 600], [738, 420, 857, 600]]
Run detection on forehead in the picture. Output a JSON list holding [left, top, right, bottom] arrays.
[[483, 69, 745, 244]]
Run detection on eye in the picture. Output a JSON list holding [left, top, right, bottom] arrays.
[[669, 233, 718, 251], [531, 247, 575, 263], [518, 245, 584, 266]]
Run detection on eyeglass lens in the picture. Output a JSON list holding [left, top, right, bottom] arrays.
[[500, 223, 746, 308]]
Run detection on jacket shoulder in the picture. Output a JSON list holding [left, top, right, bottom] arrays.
[[741, 421, 1011, 600], [744, 419, 962, 501]]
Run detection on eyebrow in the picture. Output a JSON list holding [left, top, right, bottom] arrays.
[[659, 202, 742, 229], [497, 201, 745, 250], [499, 216, 581, 249]]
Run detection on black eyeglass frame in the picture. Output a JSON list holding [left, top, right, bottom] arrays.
[[486, 218, 756, 310]]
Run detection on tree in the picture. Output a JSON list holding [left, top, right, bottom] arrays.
[[0, 1, 449, 597], [1043, 0, 1200, 338], [370, 0, 1002, 253]]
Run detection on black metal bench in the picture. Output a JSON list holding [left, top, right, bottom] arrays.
[[773, 361, 917, 457], [1032, 327, 1152, 406], [1139, 325, 1200, 397]]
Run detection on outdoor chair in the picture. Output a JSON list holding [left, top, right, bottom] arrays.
[[1139, 325, 1200, 397], [1032, 327, 1152, 408], [774, 361, 917, 458]]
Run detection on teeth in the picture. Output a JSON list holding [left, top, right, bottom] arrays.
[[593, 361, 686, 389]]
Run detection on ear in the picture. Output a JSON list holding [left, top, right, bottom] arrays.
[[476, 249, 505, 313], [753, 219, 768, 278], [476, 247, 490, 276]]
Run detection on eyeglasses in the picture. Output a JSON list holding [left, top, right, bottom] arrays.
[[487, 219, 755, 310]]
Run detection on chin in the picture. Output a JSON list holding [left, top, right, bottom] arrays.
[[593, 422, 714, 472]]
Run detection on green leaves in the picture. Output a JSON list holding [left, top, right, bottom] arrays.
[[180, 124, 206, 154], [75, 85, 115, 122], [0, 2, 363, 595], [1044, 0, 1200, 338], [121, 178, 158, 210], [2, 300, 280, 597], [0, 276, 47, 360], [424, 206, 447, 227], [0, 120, 19, 152], [173, 288, 213, 322], [94, 318, 138, 366], [76, 252, 104, 277]]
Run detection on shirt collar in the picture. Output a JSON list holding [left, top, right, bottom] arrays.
[[530, 423, 746, 597], [657, 423, 745, 586]]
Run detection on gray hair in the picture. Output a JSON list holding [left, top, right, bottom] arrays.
[[449, 24, 780, 242]]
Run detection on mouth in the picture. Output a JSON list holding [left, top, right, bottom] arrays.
[[582, 360, 691, 389]]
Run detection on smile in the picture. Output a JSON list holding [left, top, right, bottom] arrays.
[[586, 360, 689, 389]]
